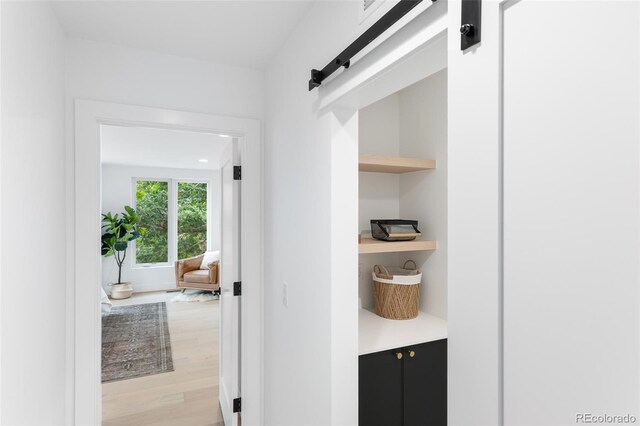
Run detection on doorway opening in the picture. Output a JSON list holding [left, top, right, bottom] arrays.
[[73, 100, 263, 426], [99, 124, 233, 425]]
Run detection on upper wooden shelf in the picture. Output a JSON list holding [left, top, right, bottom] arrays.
[[359, 237, 436, 254], [359, 154, 436, 174]]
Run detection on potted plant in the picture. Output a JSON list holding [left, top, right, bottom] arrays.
[[101, 206, 141, 299]]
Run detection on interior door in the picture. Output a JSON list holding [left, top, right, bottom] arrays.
[[449, 1, 640, 425], [219, 140, 240, 426], [502, 2, 639, 424]]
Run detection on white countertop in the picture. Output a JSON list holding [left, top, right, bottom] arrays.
[[358, 309, 448, 355]]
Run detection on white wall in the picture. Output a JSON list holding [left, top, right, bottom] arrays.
[[0, 2, 67, 424], [265, 2, 444, 424], [101, 164, 221, 293], [358, 93, 401, 232], [64, 38, 264, 293], [398, 69, 448, 320], [358, 94, 401, 309], [264, 4, 360, 424], [65, 38, 264, 120], [64, 38, 264, 421]]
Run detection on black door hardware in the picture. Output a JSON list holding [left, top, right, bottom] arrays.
[[461, 0, 481, 50], [308, 0, 441, 91]]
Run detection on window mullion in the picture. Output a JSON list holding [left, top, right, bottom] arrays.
[[131, 177, 138, 266], [169, 179, 177, 262]]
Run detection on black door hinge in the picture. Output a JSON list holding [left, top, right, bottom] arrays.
[[233, 281, 242, 296], [233, 166, 242, 180], [233, 397, 241, 413]]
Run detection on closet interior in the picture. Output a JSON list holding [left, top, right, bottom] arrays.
[[357, 67, 448, 426]]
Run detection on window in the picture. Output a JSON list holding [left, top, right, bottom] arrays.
[[135, 180, 169, 264], [133, 178, 210, 265], [177, 182, 208, 259]]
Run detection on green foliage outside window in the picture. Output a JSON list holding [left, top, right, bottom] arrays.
[[135, 180, 169, 264], [134, 180, 208, 264], [177, 182, 208, 259]]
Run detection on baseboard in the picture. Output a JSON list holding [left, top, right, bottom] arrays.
[[104, 281, 177, 294]]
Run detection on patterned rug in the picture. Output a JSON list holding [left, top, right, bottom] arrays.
[[102, 302, 174, 383]]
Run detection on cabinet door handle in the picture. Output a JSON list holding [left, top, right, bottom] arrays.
[[396, 351, 403, 360], [408, 350, 416, 358]]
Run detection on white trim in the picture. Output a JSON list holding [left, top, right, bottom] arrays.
[[0, 3, 3, 419], [497, 1, 517, 422], [73, 100, 263, 425], [169, 179, 177, 263], [131, 262, 173, 269], [318, 0, 447, 111], [447, 0, 503, 423]]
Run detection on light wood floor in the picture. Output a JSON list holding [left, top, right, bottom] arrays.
[[103, 291, 223, 426]]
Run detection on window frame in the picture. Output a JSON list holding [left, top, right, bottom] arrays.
[[131, 177, 211, 268]]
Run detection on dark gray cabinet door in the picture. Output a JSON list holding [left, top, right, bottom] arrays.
[[359, 349, 403, 426], [403, 339, 447, 426]]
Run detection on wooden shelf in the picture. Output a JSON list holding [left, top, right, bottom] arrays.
[[359, 309, 448, 355], [359, 237, 436, 254], [359, 154, 435, 174]]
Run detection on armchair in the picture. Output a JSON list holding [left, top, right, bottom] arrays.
[[175, 253, 220, 293]]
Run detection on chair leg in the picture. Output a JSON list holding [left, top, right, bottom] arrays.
[[181, 288, 186, 293]]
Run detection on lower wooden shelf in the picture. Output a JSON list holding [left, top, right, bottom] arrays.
[[358, 309, 448, 355], [359, 237, 436, 254]]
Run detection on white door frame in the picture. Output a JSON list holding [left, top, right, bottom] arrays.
[[73, 99, 263, 425]]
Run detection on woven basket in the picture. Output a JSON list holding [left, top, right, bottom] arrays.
[[372, 261, 421, 320]]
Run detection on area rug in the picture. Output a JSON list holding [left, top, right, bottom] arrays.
[[172, 290, 218, 302], [102, 302, 174, 383]]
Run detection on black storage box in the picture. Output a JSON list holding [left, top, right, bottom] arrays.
[[370, 219, 421, 241]]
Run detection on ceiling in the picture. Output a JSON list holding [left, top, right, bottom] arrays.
[[101, 124, 231, 170], [50, 1, 314, 69]]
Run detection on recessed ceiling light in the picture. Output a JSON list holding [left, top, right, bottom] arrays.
[[219, 134, 232, 138], [198, 158, 209, 163]]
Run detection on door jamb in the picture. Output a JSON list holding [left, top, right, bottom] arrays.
[[72, 99, 263, 425]]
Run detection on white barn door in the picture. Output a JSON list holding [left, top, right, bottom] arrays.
[[219, 141, 241, 426], [449, 1, 640, 425], [502, 2, 639, 424]]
